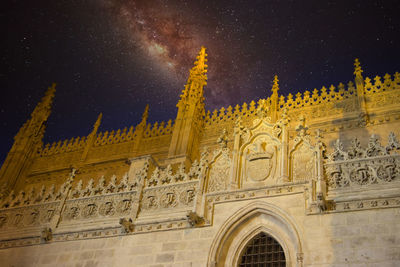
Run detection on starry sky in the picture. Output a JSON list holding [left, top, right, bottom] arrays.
[[1, 0, 400, 163]]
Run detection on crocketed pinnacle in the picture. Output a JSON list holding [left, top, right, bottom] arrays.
[[31, 83, 56, 120], [178, 47, 208, 106], [271, 75, 279, 95], [354, 58, 363, 77], [92, 113, 102, 133], [190, 46, 208, 79], [141, 104, 149, 124]]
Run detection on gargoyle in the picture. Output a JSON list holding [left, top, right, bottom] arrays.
[[119, 218, 134, 233]]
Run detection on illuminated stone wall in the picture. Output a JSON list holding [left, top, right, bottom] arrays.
[[0, 49, 399, 266]]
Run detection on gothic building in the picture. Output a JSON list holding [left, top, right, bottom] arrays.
[[0, 47, 399, 266]]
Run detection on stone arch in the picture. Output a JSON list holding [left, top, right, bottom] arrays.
[[207, 201, 303, 267]]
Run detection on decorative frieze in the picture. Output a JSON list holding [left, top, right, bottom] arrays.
[[307, 196, 400, 215], [325, 133, 400, 189], [141, 182, 198, 212]]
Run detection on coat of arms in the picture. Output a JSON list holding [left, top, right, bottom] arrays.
[[245, 140, 276, 181]]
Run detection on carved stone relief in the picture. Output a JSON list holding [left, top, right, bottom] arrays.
[[291, 143, 315, 181], [245, 137, 276, 182], [290, 118, 317, 182], [325, 133, 400, 189], [207, 149, 231, 192], [240, 135, 279, 188], [141, 182, 198, 212]]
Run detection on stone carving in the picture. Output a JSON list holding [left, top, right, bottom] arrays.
[[245, 137, 276, 182], [40, 208, 56, 223], [0, 216, 7, 228], [290, 117, 316, 182], [141, 182, 199, 212], [143, 196, 158, 210], [119, 218, 134, 233], [326, 133, 400, 188], [116, 199, 132, 214], [82, 203, 98, 218], [99, 201, 115, 216], [186, 211, 204, 227], [139, 159, 204, 213], [41, 227, 52, 242], [146, 160, 202, 188], [208, 152, 231, 192], [160, 192, 178, 208], [292, 144, 315, 181], [179, 189, 196, 205], [217, 129, 228, 149], [70, 173, 134, 199]]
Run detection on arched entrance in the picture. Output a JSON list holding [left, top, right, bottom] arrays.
[[207, 201, 303, 267]]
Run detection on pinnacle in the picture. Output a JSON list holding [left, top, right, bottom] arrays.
[[31, 83, 57, 119], [94, 113, 102, 127], [90, 113, 102, 135], [354, 58, 363, 77], [272, 75, 279, 94], [41, 83, 56, 107], [192, 46, 208, 75], [141, 104, 149, 123]]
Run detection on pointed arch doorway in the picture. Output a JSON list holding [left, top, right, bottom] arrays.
[[207, 201, 304, 267]]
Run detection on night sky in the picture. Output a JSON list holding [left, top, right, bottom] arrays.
[[1, 0, 400, 164]]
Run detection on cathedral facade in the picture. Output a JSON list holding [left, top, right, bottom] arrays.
[[0, 47, 399, 266]]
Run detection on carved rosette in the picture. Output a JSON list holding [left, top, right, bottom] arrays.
[[0, 202, 59, 230], [62, 192, 136, 222], [116, 199, 132, 214], [160, 192, 178, 208], [99, 201, 115, 216], [82, 203, 98, 218], [141, 182, 198, 212], [179, 188, 196, 205]]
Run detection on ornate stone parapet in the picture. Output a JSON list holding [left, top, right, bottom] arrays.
[[325, 133, 400, 189], [0, 157, 209, 248], [138, 159, 205, 222], [304, 132, 400, 215]]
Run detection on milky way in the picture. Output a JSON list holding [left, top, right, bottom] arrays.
[[102, 0, 252, 108], [1, 0, 399, 164], [116, 1, 200, 74]]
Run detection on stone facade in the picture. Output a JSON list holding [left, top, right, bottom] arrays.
[[0, 48, 399, 266]]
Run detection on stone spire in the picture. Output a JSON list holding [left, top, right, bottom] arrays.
[[270, 75, 279, 122], [132, 105, 149, 154], [271, 75, 279, 95], [0, 83, 56, 192], [353, 58, 368, 126], [81, 113, 102, 162], [168, 47, 208, 166], [15, 83, 56, 142], [178, 46, 207, 108], [140, 104, 149, 126], [354, 58, 363, 78]]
